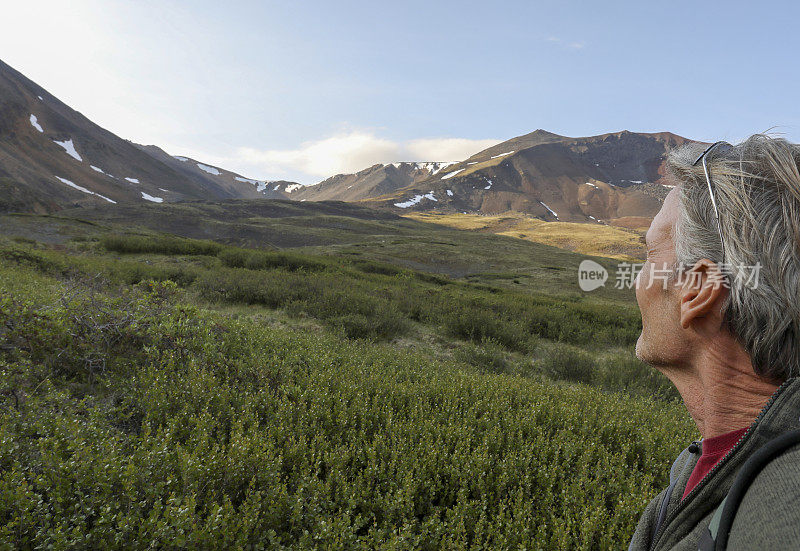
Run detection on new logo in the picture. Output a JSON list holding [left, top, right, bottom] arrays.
[[578, 259, 608, 292]]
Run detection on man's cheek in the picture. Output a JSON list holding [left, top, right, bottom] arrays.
[[635, 262, 648, 296]]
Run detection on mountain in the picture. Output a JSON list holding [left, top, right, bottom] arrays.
[[0, 59, 298, 212], [297, 130, 693, 226], [290, 162, 455, 202], [0, 57, 691, 226], [132, 144, 299, 200]]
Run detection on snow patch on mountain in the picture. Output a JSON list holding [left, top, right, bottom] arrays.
[[174, 156, 189, 162], [446, 189, 453, 196], [125, 177, 140, 184], [539, 201, 558, 219], [386, 162, 455, 174], [490, 150, 515, 159], [441, 169, 465, 180], [430, 162, 457, 176], [141, 192, 163, 203], [55, 176, 116, 203], [584, 182, 599, 189], [90, 166, 116, 179], [53, 139, 82, 162], [29, 115, 43, 133], [419, 162, 446, 173], [234, 176, 269, 192], [285, 184, 304, 193], [197, 163, 221, 175], [394, 192, 437, 208]]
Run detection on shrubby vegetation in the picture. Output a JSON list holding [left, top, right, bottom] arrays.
[[101, 234, 223, 256], [0, 233, 692, 548], [1, 235, 644, 350]]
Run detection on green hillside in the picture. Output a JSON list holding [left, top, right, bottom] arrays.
[[0, 201, 636, 300], [0, 202, 695, 549]]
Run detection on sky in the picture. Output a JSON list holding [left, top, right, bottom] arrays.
[[3, 0, 800, 184]]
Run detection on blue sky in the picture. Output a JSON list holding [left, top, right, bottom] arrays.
[[3, 0, 799, 184]]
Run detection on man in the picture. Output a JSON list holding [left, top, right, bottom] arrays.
[[628, 135, 800, 550]]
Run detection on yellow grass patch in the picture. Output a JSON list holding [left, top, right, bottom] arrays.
[[404, 212, 646, 260]]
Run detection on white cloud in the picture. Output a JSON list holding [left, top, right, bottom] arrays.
[[545, 36, 585, 50], [405, 137, 501, 162], [237, 132, 399, 178], [232, 131, 501, 181]]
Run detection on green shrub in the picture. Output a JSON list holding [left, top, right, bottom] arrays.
[[194, 268, 409, 340], [0, 245, 66, 275], [329, 311, 407, 340], [351, 259, 405, 276], [0, 279, 696, 550], [0, 280, 181, 404], [412, 271, 451, 285], [454, 339, 509, 374], [107, 261, 199, 287], [442, 303, 536, 353], [218, 248, 330, 272], [194, 247, 642, 353], [100, 234, 222, 256], [539, 344, 596, 385]]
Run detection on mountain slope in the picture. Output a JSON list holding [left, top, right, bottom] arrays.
[[0, 59, 298, 212], [133, 144, 298, 200], [298, 130, 693, 224], [290, 162, 454, 202]]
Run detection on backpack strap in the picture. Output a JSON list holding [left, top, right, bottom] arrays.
[[654, 447, 695, 535], [630, 446, 697, 551], [698, 428, 800, 550]]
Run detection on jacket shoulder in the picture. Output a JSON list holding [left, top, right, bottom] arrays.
[[727, 444, 800, 550]]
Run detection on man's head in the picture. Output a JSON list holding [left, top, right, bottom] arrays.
[[635, 135, 800, 383]]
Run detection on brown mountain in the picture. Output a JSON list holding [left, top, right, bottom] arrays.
[[298, 130, 692, 225], [0, 59, 298, 213], [290, 162, 455, 202], [132, 144, 297, 200]]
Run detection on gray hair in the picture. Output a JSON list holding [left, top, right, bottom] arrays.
[[669, 134, 800, 382]]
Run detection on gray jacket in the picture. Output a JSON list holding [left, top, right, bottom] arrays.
[[628, 377, 800, 550]]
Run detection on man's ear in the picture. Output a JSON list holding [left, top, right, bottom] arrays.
[[679, 259, 728, 330]]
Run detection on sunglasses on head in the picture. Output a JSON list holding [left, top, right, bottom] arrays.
[[692, 141, 734, 262]]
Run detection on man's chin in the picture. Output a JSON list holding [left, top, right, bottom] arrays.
[[634, 334, 645, 362], [634, 334, 657, 366], [635, 334, 677, 371]]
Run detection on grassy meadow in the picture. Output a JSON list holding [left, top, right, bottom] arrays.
[[403, 212, 647, 261], [0, 204, 695, 549]]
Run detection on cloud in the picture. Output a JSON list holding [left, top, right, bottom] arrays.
[[237, 132, 398, 178], [233, 131, 501, 181], [405, 137, 501, 162], [545, 36, 585, 50]]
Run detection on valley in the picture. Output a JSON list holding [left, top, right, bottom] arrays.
[[0, 56, 696, 549]]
